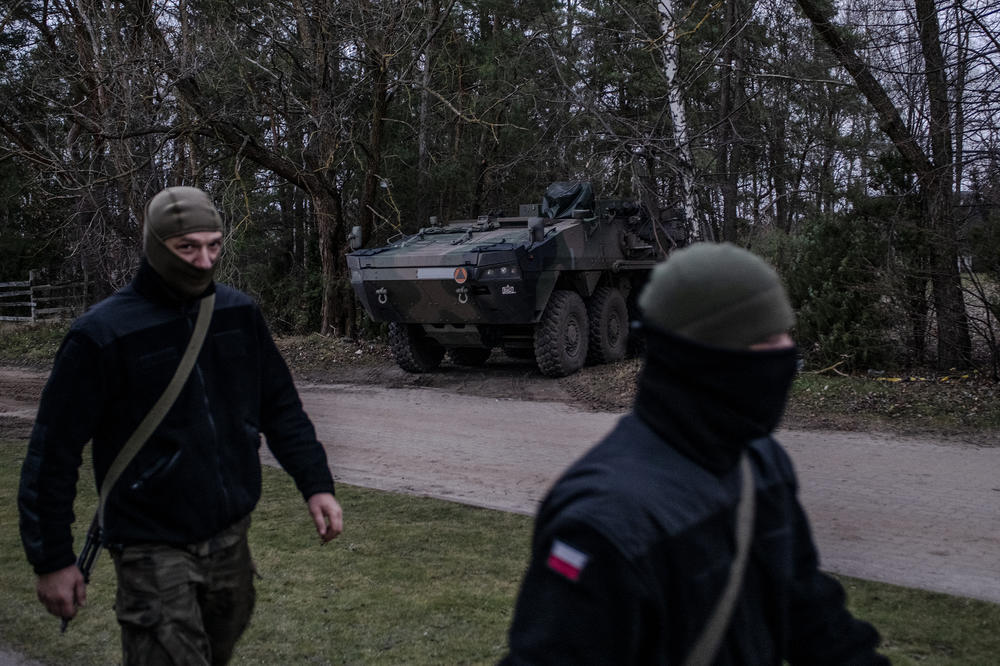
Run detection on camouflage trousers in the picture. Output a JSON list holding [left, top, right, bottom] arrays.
[[111, 516, 256, 666]]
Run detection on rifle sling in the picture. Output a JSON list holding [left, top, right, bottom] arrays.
[[97, 292, 215, 529]]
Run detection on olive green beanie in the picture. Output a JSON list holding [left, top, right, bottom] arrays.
[[143, 186, 223, 298], [638, 242, 795, 349]]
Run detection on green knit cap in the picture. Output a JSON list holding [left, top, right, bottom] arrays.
[[143, 186, 223, 298], [144, 186, 223, 242], [638, 242, 795, 349]]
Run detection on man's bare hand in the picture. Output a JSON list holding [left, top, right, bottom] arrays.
[[37, 564, 86, 620], [307, 492, 343, 543]]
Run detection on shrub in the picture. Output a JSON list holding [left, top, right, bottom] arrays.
[[757, 214, 896, 370]]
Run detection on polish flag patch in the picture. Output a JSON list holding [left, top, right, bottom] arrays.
[[546, 539, 589, 582]]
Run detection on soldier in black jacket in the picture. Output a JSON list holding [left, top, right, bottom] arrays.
[[19, 186, 343, 665], [502, 242, 888, 665]]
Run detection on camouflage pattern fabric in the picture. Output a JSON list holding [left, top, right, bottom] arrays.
[[111, 516, 255, 666]]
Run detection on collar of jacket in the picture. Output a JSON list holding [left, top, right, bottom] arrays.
[[633, 325, 798, 475], [133, 258, 216, 308]]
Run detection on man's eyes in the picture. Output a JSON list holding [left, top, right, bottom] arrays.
[[175, 242, 220, 251]]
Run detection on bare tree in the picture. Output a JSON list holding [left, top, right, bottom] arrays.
[[795, 0, 973, 368], [0, 0, 175, 295], [656, 0, 708, 241]]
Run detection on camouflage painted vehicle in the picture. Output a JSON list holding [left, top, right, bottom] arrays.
[[346, 182, 686, 377]]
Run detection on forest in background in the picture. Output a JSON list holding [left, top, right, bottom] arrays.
[[2, 0, 999, 376]]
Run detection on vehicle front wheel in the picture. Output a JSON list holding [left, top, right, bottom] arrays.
[[388, 323, 445, 373], [534, 290, 589, 377]]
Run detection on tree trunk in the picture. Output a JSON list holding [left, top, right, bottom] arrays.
[[771, 111, 790, 232], [916, 0, 971, 367], [657, 0, 708, 241], [359, 54, 389, 252], [416, 0, 439, 227], [717, 0, 744, 242], [795, 0, 971, 368]]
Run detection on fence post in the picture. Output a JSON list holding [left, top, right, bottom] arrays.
[[29, 269, 39, 322]]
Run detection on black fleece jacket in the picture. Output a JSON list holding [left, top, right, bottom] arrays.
[[503, 329, 888, 665], [19, 261, 335, 575]]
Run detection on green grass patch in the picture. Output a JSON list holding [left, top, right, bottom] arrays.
[[0, 322, 68, 367], [788, 371, 1000, 436], [3, 439, 1000, 664], [0, 440, 525, 664]]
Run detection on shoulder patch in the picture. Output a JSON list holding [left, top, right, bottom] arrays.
[[546, 539, 589, 582]]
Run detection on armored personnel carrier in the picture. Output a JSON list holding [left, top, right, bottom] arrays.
[[346, 182, 685, 377]]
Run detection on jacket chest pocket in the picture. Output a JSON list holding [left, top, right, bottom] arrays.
[[138, 347, 180, 371], [212, 330, 248, 359], [130, 348, 182, 403]]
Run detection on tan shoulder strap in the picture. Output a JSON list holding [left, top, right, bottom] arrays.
[[682, 453, 757, 666], [97, 293, 215, 528]]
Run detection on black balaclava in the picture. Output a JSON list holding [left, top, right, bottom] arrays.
[[634, 328, 799, 474], [634, 242, 798, 474], [143, 186, 223, 299]]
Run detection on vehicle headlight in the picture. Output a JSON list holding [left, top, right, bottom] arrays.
[[481, 264, 521, 279]]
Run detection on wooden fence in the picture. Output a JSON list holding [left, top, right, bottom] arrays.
[[0, 271, 86, 322]]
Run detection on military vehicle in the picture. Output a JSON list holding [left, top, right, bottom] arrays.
[[346, 181, 686, 377]]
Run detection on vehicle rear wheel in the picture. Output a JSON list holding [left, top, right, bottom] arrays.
[[534, 290, 589, 377], [388, 323, 445, 373], [448, 347, 492, 366], [586, 286, 628, 365]]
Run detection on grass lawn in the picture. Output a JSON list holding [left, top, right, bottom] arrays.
[[2, 439, 1000, 665]]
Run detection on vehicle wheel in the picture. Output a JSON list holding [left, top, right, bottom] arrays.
[[448, 347, 492, 366], [534, 290, 589, 377], [388, 322, 445, 373], [586, 286, 628, 365], [624, 283, 646, 358]]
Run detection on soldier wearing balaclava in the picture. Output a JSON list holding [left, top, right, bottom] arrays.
[[143, 186, 224, 298], [633, 241, 799, 473], [20, 185, 343, 666], [504, 242, 888, 665]]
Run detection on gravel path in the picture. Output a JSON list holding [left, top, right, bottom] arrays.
[[283, 382, 1000, 605]]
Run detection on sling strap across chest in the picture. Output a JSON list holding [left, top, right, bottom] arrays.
[[682, 453, 757, 666], [62, 293, 215, 633], [98, 292, 216, 527]]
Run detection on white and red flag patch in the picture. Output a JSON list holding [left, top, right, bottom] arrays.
[[546, 539, 589, 582]]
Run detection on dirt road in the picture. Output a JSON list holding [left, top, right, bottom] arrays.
[[284, 382, 1000, 605], [3, 366, 999, 605]]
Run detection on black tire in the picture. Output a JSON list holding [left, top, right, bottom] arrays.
[[625, 285, 646, 358], [388, 322, 444, 373], [448, 347, 492, 366], [586, 286, 629, 365], [534, 290, 589, 377]]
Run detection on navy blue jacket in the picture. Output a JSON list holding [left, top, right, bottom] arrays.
[[504, 415, 887, 664], [19, 262, 335, 575]]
